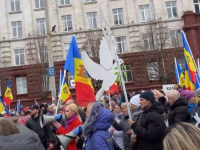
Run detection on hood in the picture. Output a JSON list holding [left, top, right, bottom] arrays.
[[145, 101, 164, 114], [170, 97, 188, 110], [94, 107, 114, 131], [0, 123, 45, 150]]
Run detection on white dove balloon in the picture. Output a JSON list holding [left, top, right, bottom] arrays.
[[81, 37, 123, 100]]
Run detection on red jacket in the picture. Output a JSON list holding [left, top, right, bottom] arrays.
[[56, 117, 82, 150]]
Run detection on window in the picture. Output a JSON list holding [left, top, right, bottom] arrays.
[[68, 72, 75, 89], [10, 0, 20, 12], [121, 65, 132, 82], [139, 5, 150, 22], [166, 1, 178, 18], [14, 48, 25, 66], [36, 18, 46, 35], [112, 8, 124, 25], [86, 0, 96, 2], [143, 34, 153, 50], [170, 30, 182, 47], [60, 0, 70, 5], [147, 62, 159, 80], [40, 46, 48, 63], [35, 0, 45, 9], [12, 21, 22, 38], [62, 15, 73, 31], [16, 77, 27, 94], [194, 0, 200, 13], [116, 36, 127, 53], [87, 12, 97, 29], [42, 75, 50, 91], [64, 43, 70, 58]]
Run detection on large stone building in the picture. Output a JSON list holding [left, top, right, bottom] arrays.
[[0, 0, 198, 107]]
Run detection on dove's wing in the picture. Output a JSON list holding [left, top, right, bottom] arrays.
[[81, 51, 105, 80], [99, 37, 114, 70]]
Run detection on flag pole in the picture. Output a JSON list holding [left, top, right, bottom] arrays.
[[174, 57, 180, 84], [98, 0, 133, 134], [109, 94, 112, 111]]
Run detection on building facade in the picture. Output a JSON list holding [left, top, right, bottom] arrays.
[[0, 0, 198, 107]]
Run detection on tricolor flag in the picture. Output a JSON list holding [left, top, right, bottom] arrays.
[[58, 70, 72, 103], [181, 31, 196, 91], [64, 36, 95, 107], [185, 58, 195, 91], [4, 79, 13, 106], [174, 58, 185, 87], [0, 97, 5, 114], [17, 100, 21, 113], [4, 102, 10, 114], [109, 82, 119, 96]]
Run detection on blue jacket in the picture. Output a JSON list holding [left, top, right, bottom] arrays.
[[84, 107, 114, 150]]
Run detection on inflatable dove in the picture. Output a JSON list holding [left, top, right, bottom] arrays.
[[81, 37, 123, 100]]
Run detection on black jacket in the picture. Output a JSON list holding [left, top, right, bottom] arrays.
[[0, 123, 45, 150], [168, 97, 190, 126], [158, 96, 169, 114], [25, 114, 54, 143], [131, 101, 166, 150]]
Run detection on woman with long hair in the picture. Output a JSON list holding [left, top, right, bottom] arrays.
[[53, 103, 82, 150], [163, 122, 200, 150]]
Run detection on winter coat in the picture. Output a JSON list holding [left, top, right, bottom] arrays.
[[56, 117, 82, 150], [131, 101, 166, 150], [168, 97, 190, 126], [84, 107, 114, 150], [112, 112, 124, 150], [195, 102, 200, 127], [0, 123, 45, 150], [132, 107, 143, 121], [25, 114, 54, 144], [113, 115, 132, 150]]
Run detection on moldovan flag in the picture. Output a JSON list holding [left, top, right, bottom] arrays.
[[185, 58, 195, 91], [64, 36, 95, 107], [4, 79, 13, 106], [181, 31, 196, 91], [58, 70, 72, 102], [110, 82, 119, 95], [0, 97, 5, 114]]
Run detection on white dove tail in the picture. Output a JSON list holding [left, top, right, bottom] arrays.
[[95, 88, 105, 101]]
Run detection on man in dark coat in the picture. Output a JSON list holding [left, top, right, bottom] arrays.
[[25, 105, 54, 150], [128, 91, 166, 150]]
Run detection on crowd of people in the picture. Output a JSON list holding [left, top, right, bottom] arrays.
[[1, 86, 200, 150]]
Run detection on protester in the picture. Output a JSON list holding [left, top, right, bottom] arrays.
[[46, 104, 54, 116], [19, 110, 25, 116], [165, 90, 190, 126], [66, 99, 86, 123], [113, 103, 132, 150], [128, 91, 166, 150], [0, 118, 45, 150], [53, 103, 82, 150], [110, 104, 124, 150], [163, 122, 200, 150], [40, 104, 48, 115], [83, 102, 114, 150], [25, 105, 54, 150], [153, 90, 169, 113], [121, 92, 132, 103], [179, 89, 197, 120], [129, 94, 143, 120]]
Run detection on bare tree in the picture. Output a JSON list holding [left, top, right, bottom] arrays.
[[133, 18, 182, 84], [82, 31, 103, 57], [25, 34, 50, 102]]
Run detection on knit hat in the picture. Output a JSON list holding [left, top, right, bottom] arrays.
[[179, 90, 195, 101], [130, 94, 140, 107], [196, 88, 200, 97], [140, 91, 155, 103]]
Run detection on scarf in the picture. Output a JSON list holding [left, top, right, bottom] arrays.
[[188, 103, 196, 118], [65, 114, 77, 130], [115, 112, 124, 120]]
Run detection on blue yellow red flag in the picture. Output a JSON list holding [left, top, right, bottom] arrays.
[[0, 97, 5, 114], [64, 36, 95, 107], [58, 70, 72, 102], [4, 79, 13, 106], [185, 58, 195, 91], [181, 31, 196, 91]]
